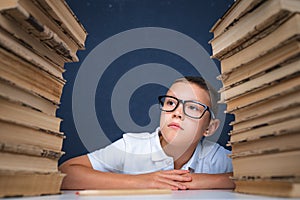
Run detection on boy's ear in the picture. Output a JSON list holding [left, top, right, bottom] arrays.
[[204, 119, 220, 137]]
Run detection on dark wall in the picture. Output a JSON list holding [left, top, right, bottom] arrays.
[[58, 0, 235, 164]]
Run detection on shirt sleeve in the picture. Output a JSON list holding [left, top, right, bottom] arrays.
[[87, 138, 126, 173], [197, 141, 233, 174], [211, 145, 233, 173]]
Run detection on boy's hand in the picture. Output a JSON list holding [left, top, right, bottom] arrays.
[[134, 170, 192, 190]]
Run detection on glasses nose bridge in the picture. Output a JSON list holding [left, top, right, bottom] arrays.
[[174, 98, 185, 114]]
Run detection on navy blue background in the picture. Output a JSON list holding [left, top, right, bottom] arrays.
[[58, 0, 235, 164]]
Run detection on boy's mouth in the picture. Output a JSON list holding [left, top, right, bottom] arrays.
[[168, 122, 183, 130]]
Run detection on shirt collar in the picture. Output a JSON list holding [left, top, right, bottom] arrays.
[[150, 127, 172, 162], [181, 140, 203, 172]]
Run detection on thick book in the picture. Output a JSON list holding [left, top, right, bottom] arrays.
[[0, 27, 64, 80], [29, 0, 87, 49], [224, 75, 300, 112], [0, 2, 78, 63], [210, 0, 300, 59], [0, 142, 62, 173], [234, 177, 300, 198], [0, 78, 58, 116], [0, 118, 64, 152], [0, 95, 62, 133], [220, 13, 300, 74], [0, 0, 87, 52], [220, 58, 300, 101], [0, 46, 65, 104], [230, 89, 300, 122], [230, 132, 299, 155], [231, 104, 300, 134], [0, 170, 65, 197], [210, 0, 264, 38], [219, 39, 300, 89], [230, 117, 300, 143], [231, 149, 300, 178]]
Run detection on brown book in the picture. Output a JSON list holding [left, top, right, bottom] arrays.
[[210, 0, 300, 59], [210, 0, 264, 38], [0, 78, 58, 116], [234, 177, 300, 198], [230, 132, 300, 155], [232, 149, 300, 178], [29, 0, 87, 49], [219, 40, 300, 89], [230, 90, 300, 122], [0, 170, 65, 197], [0, 0, 87, 52], [231, 104, 300, 133], [0, 14, 65, 67], [0, 95, 62, 133], [230, 117, 300, 143], [0, 27, 64, 80], [220, 13, 300, 74], [0, 47, 65, 104], [0, 143, 62, 173], [0, 118, 64, 152], [0, 2, 78, 63], [224, 75, 300, 112], [220, 58, 300, 101]]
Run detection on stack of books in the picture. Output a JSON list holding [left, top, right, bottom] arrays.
[[209, 0, 300, 198], [0, 0, 87, 197]]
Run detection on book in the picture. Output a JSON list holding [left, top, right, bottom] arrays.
[[230, 104, 300, 133], [0, 46, 65, 104], [0, 95, 62, 133], [0, 0, 87, 54], [231, 149, 300, 178], [0, 118, 64, 152], [0, 14, 65, 67], [234, 177, 300, 198], [224, 75, 300, 112], [230, 117, 300, 143], [230, 89, 300, 122], [0, 0, 87, 197], [230, 132, 300, 155], [0, 170, 65, 197], [0, 2, 78, 63], [220, 13, 300, 74], [210, 0, 264, 38], [210, 0, 300, 198], [0, 142, 62, 173], [0, 26, 64, 80], [218, 39, 300, 89], [30, 0, 87, 49], [0, 78, 58, 116], [220, 58, 300, 101], [210, 0, 300, 59]]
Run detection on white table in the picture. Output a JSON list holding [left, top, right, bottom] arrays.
[[5, 190, 299, 200]]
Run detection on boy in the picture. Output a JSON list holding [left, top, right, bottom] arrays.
[[59, 76, 235, 190]]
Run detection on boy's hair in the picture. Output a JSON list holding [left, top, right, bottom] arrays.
[[174, 76, 219, 117]]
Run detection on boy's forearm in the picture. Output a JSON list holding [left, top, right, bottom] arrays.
[[184, 173, 235, 190], [59, 164, 138, 190]]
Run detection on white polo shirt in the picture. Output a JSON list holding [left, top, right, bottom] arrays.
[[87, 128, 233, 174]]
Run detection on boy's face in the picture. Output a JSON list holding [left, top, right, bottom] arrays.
[[159, 81, 211, 147]]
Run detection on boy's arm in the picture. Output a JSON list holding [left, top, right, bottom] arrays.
[[59, 155, 191, 190], [182, 173, 235, 189]]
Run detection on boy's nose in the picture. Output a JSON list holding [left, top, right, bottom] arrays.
[[172, 103, 185, 120]]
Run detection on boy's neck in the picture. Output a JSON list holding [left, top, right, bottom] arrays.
[[159, 134, 198, 169]]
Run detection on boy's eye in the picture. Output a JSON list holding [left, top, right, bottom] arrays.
[[166, 99, 176, 107], [187, 105, 200, 111]]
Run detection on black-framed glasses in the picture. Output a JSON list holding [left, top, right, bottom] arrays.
[[158, 95, 215, 119]]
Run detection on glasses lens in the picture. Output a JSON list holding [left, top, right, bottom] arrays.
[[159, 96, 178, 111], [184, 102, 206, 118]]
